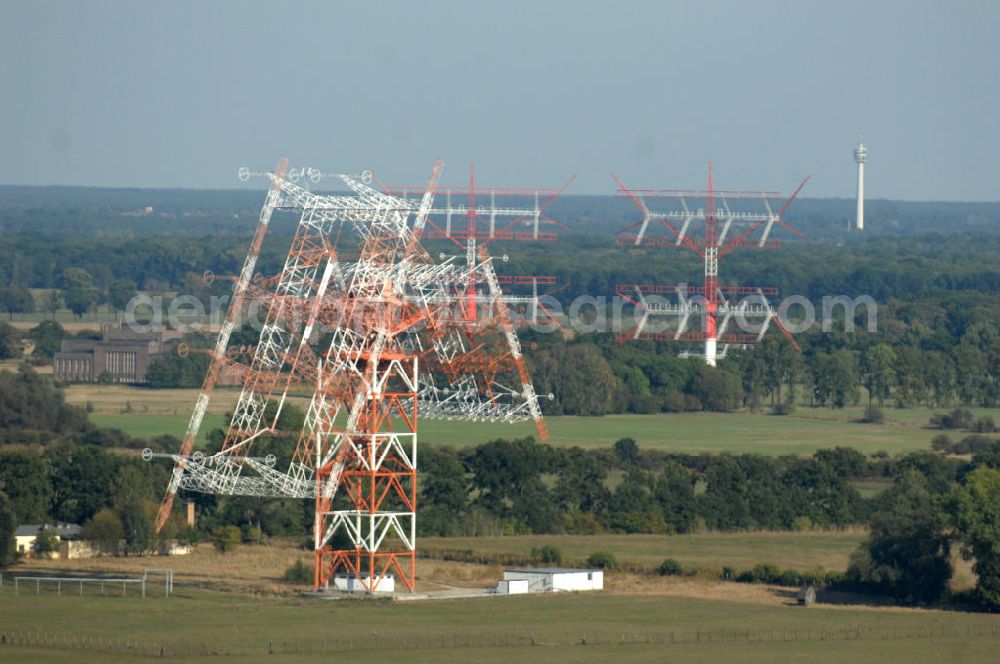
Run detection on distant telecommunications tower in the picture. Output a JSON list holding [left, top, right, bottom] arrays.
[[854, 139, 868, 231]]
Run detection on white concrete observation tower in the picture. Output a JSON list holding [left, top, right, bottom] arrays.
[[854, 140, 868, 231]]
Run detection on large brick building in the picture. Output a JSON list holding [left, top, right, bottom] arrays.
[[53, 325, 174, 384]]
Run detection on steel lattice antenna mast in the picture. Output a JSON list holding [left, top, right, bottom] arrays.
[[613, 164, 808, 365], [383, 165, 573, 441], [151, 160, 568, 593]]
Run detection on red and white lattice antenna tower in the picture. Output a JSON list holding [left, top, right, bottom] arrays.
[[612, 164, 808, 365], [384, 166, 574, 442], [150, 160, 567, 593]]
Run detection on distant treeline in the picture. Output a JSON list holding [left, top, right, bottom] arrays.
[[5, 228, 1000, 304], [3, 184, 1000, 239]]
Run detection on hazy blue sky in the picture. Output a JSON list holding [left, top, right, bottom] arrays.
[[2, 1, 998, 199]]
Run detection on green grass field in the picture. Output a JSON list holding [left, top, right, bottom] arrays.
[[1, 588, 998, 663], [71, 382, 1000, 455], [84, 408, 951, 455], [89, 413, 228, 444], [421, 531, 867, 573]]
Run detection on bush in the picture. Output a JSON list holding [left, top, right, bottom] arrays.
[[211, 526, 242, 553], [83, 508, 123, 554], [771, 403, 795, 416], [34, 528, 59, 555], [0, 493, 15, 567], [931, 434, 954, 453], [152, 434, 182, 451], [146, 353, 212, 389], [586, 551, 617, 570], [177, 526, 199, 546], [791, 516, 813, 532], [727, 564, 837, 588], [242, 524, 265, 544], [662, 392, 688, 413], [734, 563, 782, 584], [753, 563, 781, 583], [776, 569, 804, 587], [79, 427, 130, 448], [283, 559, 312, 584], [531, 544, 563, 565], [929, 408, 974, 430], [613, 438, 640, 466], [658, 558, 684, 576], [861, 405, 885, 424], [973, 417, 997, 434], [954, 435, 997, 456]]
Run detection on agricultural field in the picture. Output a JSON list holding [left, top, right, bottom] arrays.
[[10, 532, 867, 595], [66, 385, 237, 444], [1, 577, 999, 663], [65, 384, 999, 456], [421, 531, 868, 574]]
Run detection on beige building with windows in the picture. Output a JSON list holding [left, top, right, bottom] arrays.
[[53, 325, 176, 384], [13, 524, 92, 559]]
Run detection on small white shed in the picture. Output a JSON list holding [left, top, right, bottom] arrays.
[[495, 578, 530, 594], [498, 568, 603, 593], [331, 574, 395, 593]]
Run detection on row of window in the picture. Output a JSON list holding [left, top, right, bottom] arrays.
[[55, 351, 138, 382]]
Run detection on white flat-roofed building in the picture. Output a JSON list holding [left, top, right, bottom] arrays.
[[331, 573, 395, 593], [495, 578, 531, 594], [498, 567, 603, 593]]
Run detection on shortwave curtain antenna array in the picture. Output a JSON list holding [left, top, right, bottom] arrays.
[[613, 163, 808, 365], [150, 159, 569, 592]]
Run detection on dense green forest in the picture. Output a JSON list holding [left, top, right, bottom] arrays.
[[2, 187, 1000, 412], [5, 232, 1000, 303], [2, 367, 1000, 606]]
